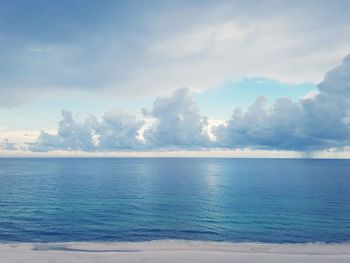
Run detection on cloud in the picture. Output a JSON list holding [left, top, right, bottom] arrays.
[[97, 110, 145, 150], [142, 88, 211, 149], [0, 138, 19, 150], [26, 54, 350, 153], [29, 88, 211, 151], [1, 1, 350, 107], [213, 96, 305, 150], [213, 55, 350, 151], [28, 110, 144, 152], [28, 110, 99, 152]]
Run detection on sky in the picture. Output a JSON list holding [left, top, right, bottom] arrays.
[[1, 0, 350, 157]]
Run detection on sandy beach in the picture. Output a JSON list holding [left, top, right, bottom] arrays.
[[1, 241, 350, 263]]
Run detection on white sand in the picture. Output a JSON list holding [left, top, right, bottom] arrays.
[[1, 240, 350, 263]]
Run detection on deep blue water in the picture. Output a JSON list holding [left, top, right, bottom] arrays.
[[0, 158, 350, 243]]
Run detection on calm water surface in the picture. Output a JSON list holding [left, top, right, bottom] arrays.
[[0, 158, 350, 243]]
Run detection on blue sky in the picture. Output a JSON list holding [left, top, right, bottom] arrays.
[[1, 0, 350, 157]]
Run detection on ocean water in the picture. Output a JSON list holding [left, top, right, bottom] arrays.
[[0, 158, 350, 243]]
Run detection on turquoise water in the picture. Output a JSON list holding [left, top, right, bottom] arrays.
[[0, 158, 350, 243]]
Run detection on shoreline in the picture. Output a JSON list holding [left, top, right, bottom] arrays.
[[1, 240, 350, 263]]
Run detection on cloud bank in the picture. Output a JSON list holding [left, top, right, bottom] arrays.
[[26, 55, 350, 152], [1, 1, 350, 107]]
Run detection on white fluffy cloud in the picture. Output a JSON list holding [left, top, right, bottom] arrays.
[[214, 55, 350, 151], [28, 110, 144, 152], [28, 89, 211, 151], [28, 111, 99, 152], [142, 88, 211, 148], [97, 110, 145, 150], [26, 54, 350, 152]]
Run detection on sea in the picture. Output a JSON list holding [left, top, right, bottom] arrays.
[[0, 158, 349, 243]]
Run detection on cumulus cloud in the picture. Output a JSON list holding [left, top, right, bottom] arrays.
[[28, 110, 144, 152], [213, 96, 305, 150], [26, 55, 350, 153], [97, 110, 145, 150], [142, 88, 211, 149], [28, 88, 211, 152], [214, 55, 350, 151], [28, 111, 99, 152]]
